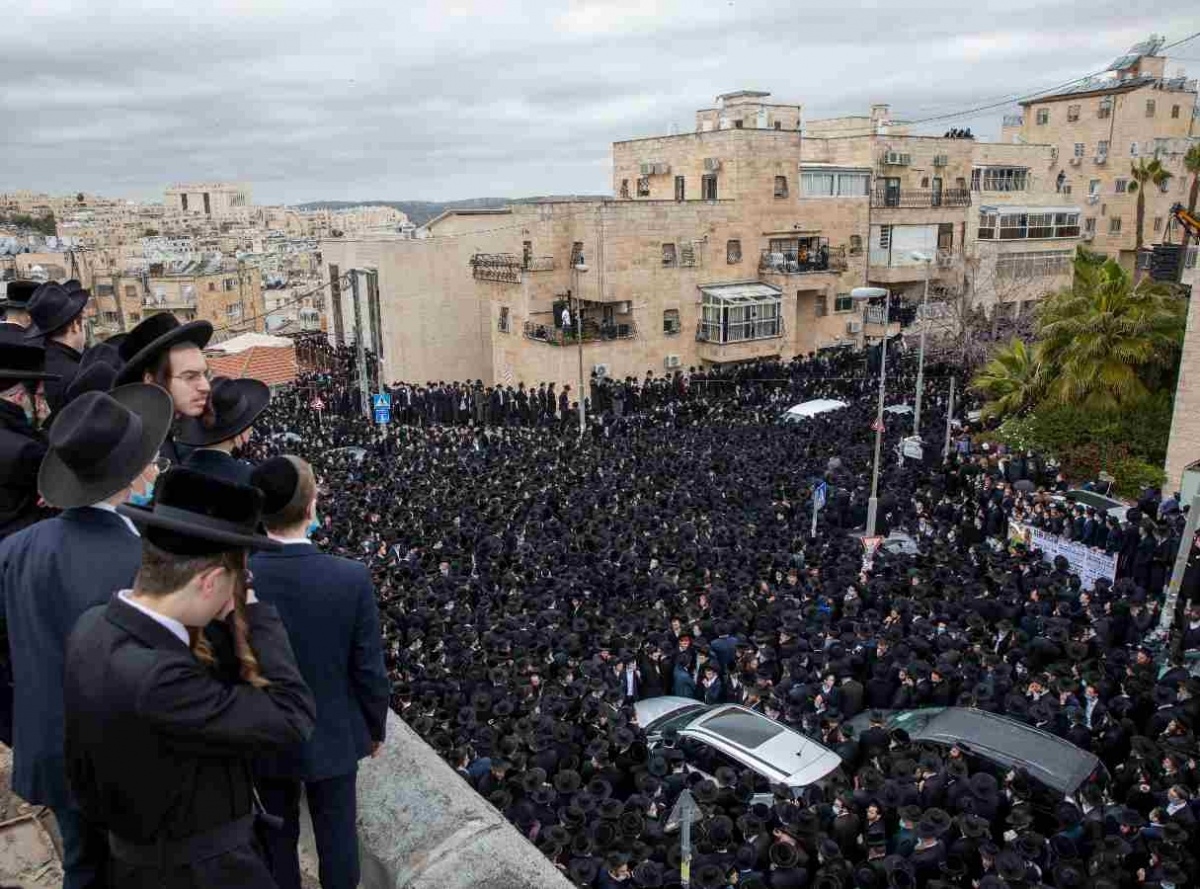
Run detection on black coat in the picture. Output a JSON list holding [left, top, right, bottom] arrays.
[[65, 595, 315, 889], [184, 448, 255, 485], [0, 507, 141, 808], [42, 339, 81, 415], [0, 400, 51, 541], [250, 542, 389, 782]]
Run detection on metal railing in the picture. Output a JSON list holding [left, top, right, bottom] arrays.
[[470, 253, 522, 284], [758, 244, 846, 275], [522, 319, 637, 345], [696, 315, 785, 344], [871, 186, 971, 209]]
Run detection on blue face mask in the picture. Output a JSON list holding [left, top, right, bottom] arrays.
[[129, 482, 155, 508], [306, 512, 321, 537]]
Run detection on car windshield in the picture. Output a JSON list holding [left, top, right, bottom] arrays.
[[1064, 490, 1122, 511], [646, 704, 710, 734], [697, 709, 785, 749], [889, 709, 944, 734]]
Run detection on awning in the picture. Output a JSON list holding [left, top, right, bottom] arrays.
[[979, 205, 1081, 215], [698, 282, 782, 304]]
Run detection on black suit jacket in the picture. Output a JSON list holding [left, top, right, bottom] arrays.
[[184, 449, 255, 485], [65, 596, 315, 848], [0, 401, 51, 541], [0, 507, 141, 808], [250, 542, 389, 781], [42, 339, 81, 415]]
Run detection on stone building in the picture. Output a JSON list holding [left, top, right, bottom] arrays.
[[1000, 37, 1197, 268], [164, 183, 253, 221], [321, 92, 1079, 390]]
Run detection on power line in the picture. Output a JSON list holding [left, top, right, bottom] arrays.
[[209, 271, 349, 336]]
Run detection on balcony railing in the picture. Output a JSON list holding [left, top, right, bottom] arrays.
[[696, 315, 785, 344], [470, 253, 522, 284], [142, 297, 197, 309], [758, 244, 847, 275], [871, 186, 972, 209], [523, 319, 637, 345]]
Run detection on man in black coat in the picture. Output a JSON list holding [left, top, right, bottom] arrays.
[[180, 377, 270, 485], [64, 467, 315, 889], [249, 456, 390, 889], [25, 281, 89, 415], [1, 383, 172, 889], [0, 280, 38, 328]]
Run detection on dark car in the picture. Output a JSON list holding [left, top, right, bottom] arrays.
[[846, 707, 1109, 802]]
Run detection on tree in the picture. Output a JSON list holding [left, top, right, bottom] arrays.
[[1129, 158, 1172, 278], [1178, 144, 1200, 282], [1036, 251, 1185, 411], [971, 337, 1046, 420]]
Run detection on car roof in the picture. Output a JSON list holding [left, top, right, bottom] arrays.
[[1062, 489, 1126, 515], [898, 708, 1100, 794], [783, 399, 848, 419], [680, 705, 841, 786]]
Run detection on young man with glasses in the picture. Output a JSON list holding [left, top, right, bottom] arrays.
[[0, 382, 174, 888]]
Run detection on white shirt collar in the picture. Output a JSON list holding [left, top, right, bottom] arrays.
[[117, 589, 189, 647], [88, 502, 140, 537], [269, 536, 312, 546]]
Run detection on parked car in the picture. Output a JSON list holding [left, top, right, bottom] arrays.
[[1057, 489, 1129, 521], [635, 697, 844, 807], [845, 708, 1108, 810], [779, 399, 848, 424]]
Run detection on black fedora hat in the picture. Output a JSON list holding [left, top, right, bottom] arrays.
[[39, 385, 172, 508], [117, 466, 281, 555], [61, 360, 118, 407], [1, 280, 40, 310], [24, 282, 88, 339], [0, 324, 59, 382], [115, 313, 213, 385], [81, 341, 123, 370], [177, 377, 270, 446]]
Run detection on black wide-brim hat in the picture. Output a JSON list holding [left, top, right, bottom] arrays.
[[0, 323, 59, 381], [0, 280, 40, 310], [39, 384, 173, 509], [177, 377, 270, 446], [115, 313, 213, 385], [118, 466, 281, 555], [24, 282, 89, 339]]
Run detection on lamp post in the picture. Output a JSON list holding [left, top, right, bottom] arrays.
[[572, 255, 589, 436], [852, 286, 890, 538], [909, 251, 933, 439]]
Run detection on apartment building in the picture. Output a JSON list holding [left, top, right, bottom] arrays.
[[1001, 37, 1198, 267], [320, 91, 1077, 389], [90, 256, 265, 342], [164, 183, 253, 221]]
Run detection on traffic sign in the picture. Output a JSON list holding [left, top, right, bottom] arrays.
[[812, 481, 828, 511], [372, 392, 392, 410], [901, 436, 924, 460], [374, 407, 391, 425]]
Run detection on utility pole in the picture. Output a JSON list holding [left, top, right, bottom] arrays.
[[328, 263, 345, 346], [366, 268, 383, 388], [1154, 494, 1200, 643], [943, 375, 956, 460], [913, 256, 931, 437], [112, 271, 127, 333], [349, 270, 369, 418]]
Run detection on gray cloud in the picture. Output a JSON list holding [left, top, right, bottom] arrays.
[[2, 0, 1195, 204]]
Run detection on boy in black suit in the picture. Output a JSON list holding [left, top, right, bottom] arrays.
[[63, 467, 315, 889]]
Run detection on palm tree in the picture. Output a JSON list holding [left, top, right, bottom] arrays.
[[1178, 144, 1200, 282], [1129, 158, 1173, 279], [971, 337, 1047, 420], [1036, 251, 1185, 411]]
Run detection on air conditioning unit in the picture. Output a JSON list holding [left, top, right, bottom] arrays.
[[1049, 147, 1059, 160], [593, 363, 610, 378], [1094, 154, 1108, 164], [1087, 194, 1100, 204], [1069, 156, 1082, 166], [654, 163, 671, 175], [933, 154, 948, 167], [639, 163, 654, 176], [847, 320, 863, 334], [614, 300, 631, 314], [1082, 232, 1094, 241], [664, 354, 682, 369], [703, 158, 722, 172]]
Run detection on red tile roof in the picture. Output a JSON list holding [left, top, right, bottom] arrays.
[[206, 344, 297, 387]]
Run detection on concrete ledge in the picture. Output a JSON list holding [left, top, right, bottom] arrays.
[[301, 710, 573, 889]]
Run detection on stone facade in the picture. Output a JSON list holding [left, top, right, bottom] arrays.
[[1165, 284, 1200, 493], [164, 183, 252, 221]]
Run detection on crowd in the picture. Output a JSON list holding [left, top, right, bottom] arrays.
[[0, 275, 1199, 889]]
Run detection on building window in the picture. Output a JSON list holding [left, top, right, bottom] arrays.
[[571, 242, 584, 266], [937, 223, 954, 250], [208, 282, 216, 291], [1084, 217, 1096, 235], [225, 302, 242, 320], [849, 234, 863, 256], [129, 313, 140, 323], [662, 243, 677, 266], [620, 179, 630, 199], [698, 290, 781, 343], [181, 194, 188, 212], [1145, 99, 1156, 117], [834, 293, 854, 313], [1067, 104, 1081, 122], [1096, 140, 1109, 158], [1109, 217, 1122, 234], [774, 176, 788, 198], [733, 119, 743, 129], [1098, 98, 1112, 119], [726, 239, 742, 264], [1074, 143, 1085, 157], [978, 211, 1079, 240], [995, 250, 1074, 279], [224, 278, 236, 291], [663, 309, 681, 335], [814, 293, 828, 317], [1130, 142, 1139, 157], [637, 177, 650, 197], [877, 225, 892, 250], [979, 167, 1028, 191], [1172, 104, 1181, 119], [701, 175, 718, 201], [1153, 216, 1163, 233], [124, 285, 137, 299], [1035, 108, 1049, 125], [498, 306, 510, 333], [675, 176, 685, 201], [1114, 179, 1128, 194], [774, 120, 782, 130], [101, 311, 119, 325], [801, 170, 868, 197]]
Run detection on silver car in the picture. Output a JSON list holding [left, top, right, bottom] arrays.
[[634, 696, 844, 806]]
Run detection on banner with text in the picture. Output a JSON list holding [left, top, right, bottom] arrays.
[[1008, 521, 1117, 590]]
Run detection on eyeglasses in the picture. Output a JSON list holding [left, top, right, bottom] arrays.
[[171, 370, 212, 386]]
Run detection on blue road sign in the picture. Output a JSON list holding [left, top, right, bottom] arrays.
[[374, 407, 391, 425], [373, 392, 392, 410], [813, 481, 827, 511]]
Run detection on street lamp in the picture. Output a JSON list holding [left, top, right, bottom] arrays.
[[909, 250, 933, 439], [851, 285, 890, 539], [572, 254, 589, 436]]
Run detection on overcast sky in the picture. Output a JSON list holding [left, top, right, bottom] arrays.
[[2, 1, 1196, 206]]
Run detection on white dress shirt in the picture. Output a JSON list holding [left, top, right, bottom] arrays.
[[117, 589, 188, 647]]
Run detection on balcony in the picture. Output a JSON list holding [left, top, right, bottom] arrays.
[[871, 185, 971, 209], [758, 243, 847, 275], [470, 253, 522, 284], [522, 318, 637, 345]]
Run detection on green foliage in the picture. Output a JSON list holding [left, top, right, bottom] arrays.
[[0, 211, 57, 236], [970, 338, 1046, 420]]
